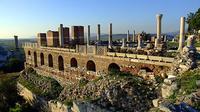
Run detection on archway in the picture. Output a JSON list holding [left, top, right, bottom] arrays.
[[40, 53, 44, 65], [140, 67, 153, 72], [58, 56, 64, 71], [34, 52, 37, 67], [108, 63, 120, 72], [86, 60, 96, 72], [48, 54, 53, 67], [70, 58, 77, 68], [28, 51, 31, 55]]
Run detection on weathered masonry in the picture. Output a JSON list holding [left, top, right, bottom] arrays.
[[24, 43, 174, 82]]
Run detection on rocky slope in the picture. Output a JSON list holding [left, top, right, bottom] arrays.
[[58, 72, 158, 112]]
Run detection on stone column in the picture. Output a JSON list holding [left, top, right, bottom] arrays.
[[164, 35, 167, 42], [58, 24, 64, 47], [108, 23, 112, 48], [121, 38, 126, 48], [14, 35, 19, 49], [178, 17, 185, 52], [155, 14, 163, 48], [127, 30, 130, 47], [132, 30, 135, 42], [97, 24, 101, 44], [137, 34, 142, 49], [87, 25, 90, 46], [127, 30, 130, 42]]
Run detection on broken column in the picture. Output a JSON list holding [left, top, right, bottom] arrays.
[[97, 24, 101, 44], [14, 35, 19, 49], [186, 35, 196, 49], [155, 14, 163, 48], [178, 17, 185, 52], [137, 34, 142, 49], [108, 23, 113, 48], [58, 24, 64, 47], [87, 25, 90, 46]]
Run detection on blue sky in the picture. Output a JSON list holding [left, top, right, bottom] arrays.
[[0, 0, 200, 38]]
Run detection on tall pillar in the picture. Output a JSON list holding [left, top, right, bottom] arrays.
[[87, 25, 90, 46], [155, 14, 163, 48], [127, 30, 130, 42], [121, 38, 126, 48], [132, 30, 135, 42], [108, 23, 112, 48], [137, 34, 142, 49], [58, 24, 64, 47], [127, 30, 130, 47], [14, 35, 19, 49], [178, 17, 185, 52], [97, 24, 101, 43]]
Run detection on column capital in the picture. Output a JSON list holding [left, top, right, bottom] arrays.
[[156, 14, 163, 19]]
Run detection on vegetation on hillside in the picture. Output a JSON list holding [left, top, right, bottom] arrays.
[[0, 73, 36, 112], [18, 67, 63, 100], [167, 68, 200, 110], [2, 57, 24, 73]]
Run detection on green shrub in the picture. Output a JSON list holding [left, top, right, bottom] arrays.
[[178, 69, 200, 94]]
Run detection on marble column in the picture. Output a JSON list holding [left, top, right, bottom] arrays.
[[137, 34, 142, 49], [87, 25, 90, 46], [97, 24, 101, 44], [127, 30, 130, 42], [178, 17, 185, 52], [121, 38, 126, 48], [127, 30, 130, 47], [132, 30, 135, 42], [108, 23, 112, 48], [155, 14, 163, 48], [58, 24, 64, 47]]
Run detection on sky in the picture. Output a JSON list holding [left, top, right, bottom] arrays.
[[0, 0, 200, 39]]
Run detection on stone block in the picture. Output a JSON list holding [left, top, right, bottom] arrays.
[[152, 99, 160, 107], [161, 82, 178, 98]]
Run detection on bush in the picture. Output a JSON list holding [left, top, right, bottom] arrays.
[[2, 57, 24, 73], [178, 69, 200, 94]]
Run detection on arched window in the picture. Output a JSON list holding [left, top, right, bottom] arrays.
[[70, 58, 78, 68], [140, 67, 153, 72], [34, 52, 37, 67], [58, 56, 64, 71], [28, 51, 31, 55], [108, 63, 120, 72], [48, 54, 53, 67], [40, 53, 44, 65], [86, 60, 96, 72]]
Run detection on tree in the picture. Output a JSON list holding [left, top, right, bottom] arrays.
[[187, 8, 200, 33], [3, 57, 24, 73]]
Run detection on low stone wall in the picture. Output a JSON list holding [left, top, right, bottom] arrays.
[[34, 66, 98, 86], [107, 52, 175, 63]]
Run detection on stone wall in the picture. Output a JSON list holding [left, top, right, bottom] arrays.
[[23, 43, 172, 84]]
